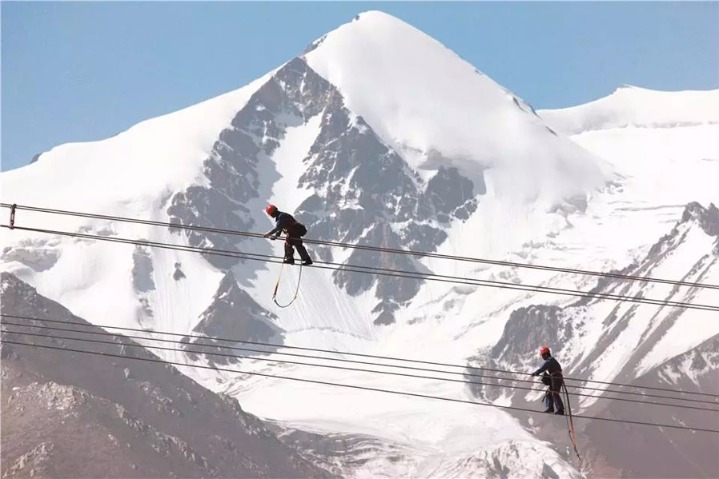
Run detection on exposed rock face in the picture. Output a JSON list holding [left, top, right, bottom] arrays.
[[181, 271, 283, 365], [467, 202, 719, 477], [167, 57, 479, 324], [1, 272, 334, 479]]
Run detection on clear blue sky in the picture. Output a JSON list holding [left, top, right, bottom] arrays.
[[2, 1, 718, 171]]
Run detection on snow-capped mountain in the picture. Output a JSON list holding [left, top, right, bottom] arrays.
[[2, 9, 718, 478], [540, 84, 719, 135], [472, 202, 719, 474], [484, 202, 719, 391]]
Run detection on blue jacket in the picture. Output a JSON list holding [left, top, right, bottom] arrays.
[[533, 356, 563, 377]]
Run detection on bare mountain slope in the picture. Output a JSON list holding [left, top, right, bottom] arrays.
[[0, 272, 335, 479]]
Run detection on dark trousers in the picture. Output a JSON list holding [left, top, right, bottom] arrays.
[[284, 226, 310, 262], [544, 379, 565, 412]]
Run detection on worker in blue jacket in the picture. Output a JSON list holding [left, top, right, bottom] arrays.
[[531, 346, 565, 415]]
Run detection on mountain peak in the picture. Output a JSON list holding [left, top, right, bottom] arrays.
[[616, 83, 641, 91], [303, 10, 606, 196], [682, 202, 719, 237], [352, 10, 404, 24]]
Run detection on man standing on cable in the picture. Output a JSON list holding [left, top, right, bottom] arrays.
[[531, 346, 565, 415], [263, 204, 313, 266]]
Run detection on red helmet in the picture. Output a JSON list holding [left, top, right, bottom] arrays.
[[265, 204, 277, 216], [539, 346, 550, 356]]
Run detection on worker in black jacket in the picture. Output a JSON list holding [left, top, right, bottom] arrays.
[[263, 204, 312, 266], [531, 346, 565, 415]]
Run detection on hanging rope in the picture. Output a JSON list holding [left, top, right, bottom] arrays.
[[272, 262, 303, 308], [562, 381, 582, 462]]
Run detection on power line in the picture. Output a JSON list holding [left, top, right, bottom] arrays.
[[4, 206, 718, 404], [2, 313, 718, 403], [4, 202, 717, 291], [3, 338, 719, 435], [4, 321, 718, 413], [4, 223, 719, 314]]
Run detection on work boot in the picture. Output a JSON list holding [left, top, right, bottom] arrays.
[[301, 259, 313, 266], [554, 410, 565, 416], [543, 408, 554, 414], [283, 257, 295, 265]]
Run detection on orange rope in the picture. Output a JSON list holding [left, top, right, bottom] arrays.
[[272, 262, 303, 308]]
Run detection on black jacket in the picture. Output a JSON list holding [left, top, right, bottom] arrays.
[[533, 356, 563, 389], [267, 211, 298, 237], [533, 356, 562, 377]]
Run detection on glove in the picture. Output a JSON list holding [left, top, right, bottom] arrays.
[[531, 372, 539, 377]]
